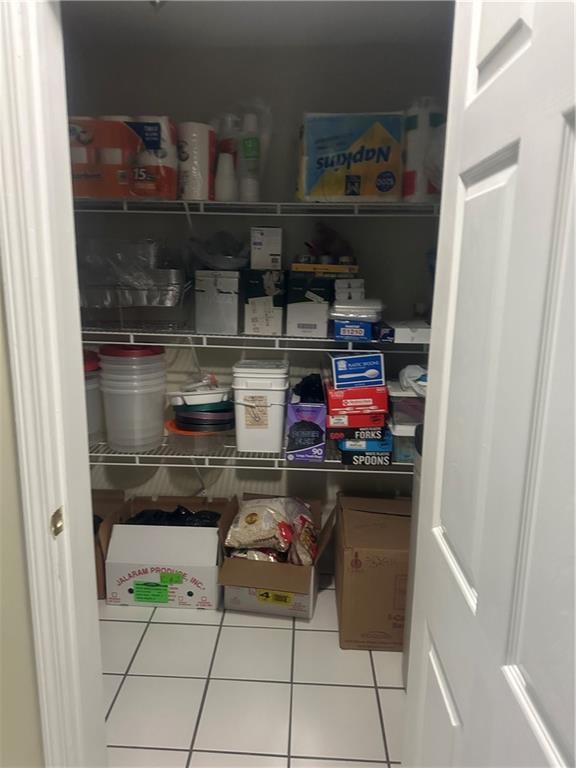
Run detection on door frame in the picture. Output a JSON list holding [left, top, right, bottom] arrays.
[[0, 3, 106, 766]]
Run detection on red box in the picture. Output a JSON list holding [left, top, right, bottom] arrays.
[[326, 411, 387, 428], [326, 382, 389, 414]]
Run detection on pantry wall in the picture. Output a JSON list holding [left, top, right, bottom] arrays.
[[62, 1, 453, 504]]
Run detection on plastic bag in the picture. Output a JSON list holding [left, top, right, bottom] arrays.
[[185, 231, 249, 271], [289, 513, 318, 566], [399, 365, 428, 397], [225, 497, 310, 552], [230, 549, 284, 562]]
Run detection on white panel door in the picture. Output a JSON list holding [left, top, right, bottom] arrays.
[[405, 2, 574, 767]]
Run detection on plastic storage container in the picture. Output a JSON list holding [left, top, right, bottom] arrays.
[[165, 420, 231, 453], [232, 360, 289, 453], [84, 351, 104, 442], [99, 345, 166, 452], [330, 299, 383, 341]]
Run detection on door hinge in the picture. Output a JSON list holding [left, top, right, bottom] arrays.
[[50, 508, 64, 537]]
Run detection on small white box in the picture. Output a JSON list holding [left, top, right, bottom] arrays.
[[286, 302, 329, 337], [382, 320, 431, 344], [335, 287, 365, 301], [195, 270, 239, 335], [250, 228, 283, 269], [106, 525, 220, 609]]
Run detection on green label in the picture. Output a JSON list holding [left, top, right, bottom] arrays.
[[133, 582, 169, 603], [242, 136, 260, 159], [160, 572, 183, 585]]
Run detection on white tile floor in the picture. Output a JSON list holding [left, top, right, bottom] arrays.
[[100, 586, 406, 768]]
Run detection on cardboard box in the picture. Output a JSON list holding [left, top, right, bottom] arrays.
[[340, 451, 392, 467], [195, 271, 240, 335], [93, 490, 126, 599], [381, 320, 431, 344], [330, 352, 385, 389], [326, 382, 389, 414], [243, 270, 286, 336], [286, 390, 327, 462], [250, 227, 282, 270], [335, 495, 411, 650], [219, 496, 334, 619], [326, 411, 386, 428], [326, 425, 386, 441], [286, 274, 333, 338], [104, 496, 238, 609], [337, 430, 392, 453], [291, 263, 359, 275]]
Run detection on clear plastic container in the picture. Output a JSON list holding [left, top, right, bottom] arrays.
[[101, 380, 166, 452], [330, 299, 383, 342]]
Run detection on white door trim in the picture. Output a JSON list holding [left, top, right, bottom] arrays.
[[0, 3, 105, 766]]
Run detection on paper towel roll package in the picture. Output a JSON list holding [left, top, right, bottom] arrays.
[[132, 115, 178, 199], [178, 122, 216, 201], [402, 97, 445, 202], [69, 117, 178, 199]]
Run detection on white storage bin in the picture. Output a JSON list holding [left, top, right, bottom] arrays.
[[194, 271, 240, 335], [232, 360, 289, 453]]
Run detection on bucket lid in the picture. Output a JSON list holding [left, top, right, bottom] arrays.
[[84, 350, 100, 372], [99, 345, 165, 358], [233, 359, 289, 375]]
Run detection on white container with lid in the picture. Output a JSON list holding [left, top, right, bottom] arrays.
[[84, 351, 104, 443], [232, 360, 289, 453]]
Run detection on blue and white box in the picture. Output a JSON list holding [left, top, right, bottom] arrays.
[[330, 352, 385, 389]]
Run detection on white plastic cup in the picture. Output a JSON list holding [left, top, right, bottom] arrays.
[[215, 153, 238, 202]]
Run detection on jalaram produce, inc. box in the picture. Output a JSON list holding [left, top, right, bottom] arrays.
[[104, 496, 238, 609]]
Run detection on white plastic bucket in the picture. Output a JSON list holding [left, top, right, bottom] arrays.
[[85, 372, 104, 443], [101, 380, 166, 452], [232, 360, 289, 453]]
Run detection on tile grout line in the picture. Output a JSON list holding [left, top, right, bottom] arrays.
[[184, 607, 226, 768], [104, 607, 157, 723], [106, 745, 389, 764], [287, 616, 296, 767], [369, 651, 392, 767], [102, 672, 403, 690]]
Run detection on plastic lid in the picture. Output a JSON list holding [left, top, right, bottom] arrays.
[[99, 345, 165, 358], [84, 350, 100, 372], [332, 299, 383, 313], [233, 360, 289, 374]]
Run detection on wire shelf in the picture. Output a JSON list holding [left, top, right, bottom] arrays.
[[74, 199, 439, 218], [82, 328, 429, 353], [88, 439, 414, 475]]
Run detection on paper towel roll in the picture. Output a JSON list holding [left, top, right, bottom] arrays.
[[403, 97, 445, 202], [178, 122, 215, 201]]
